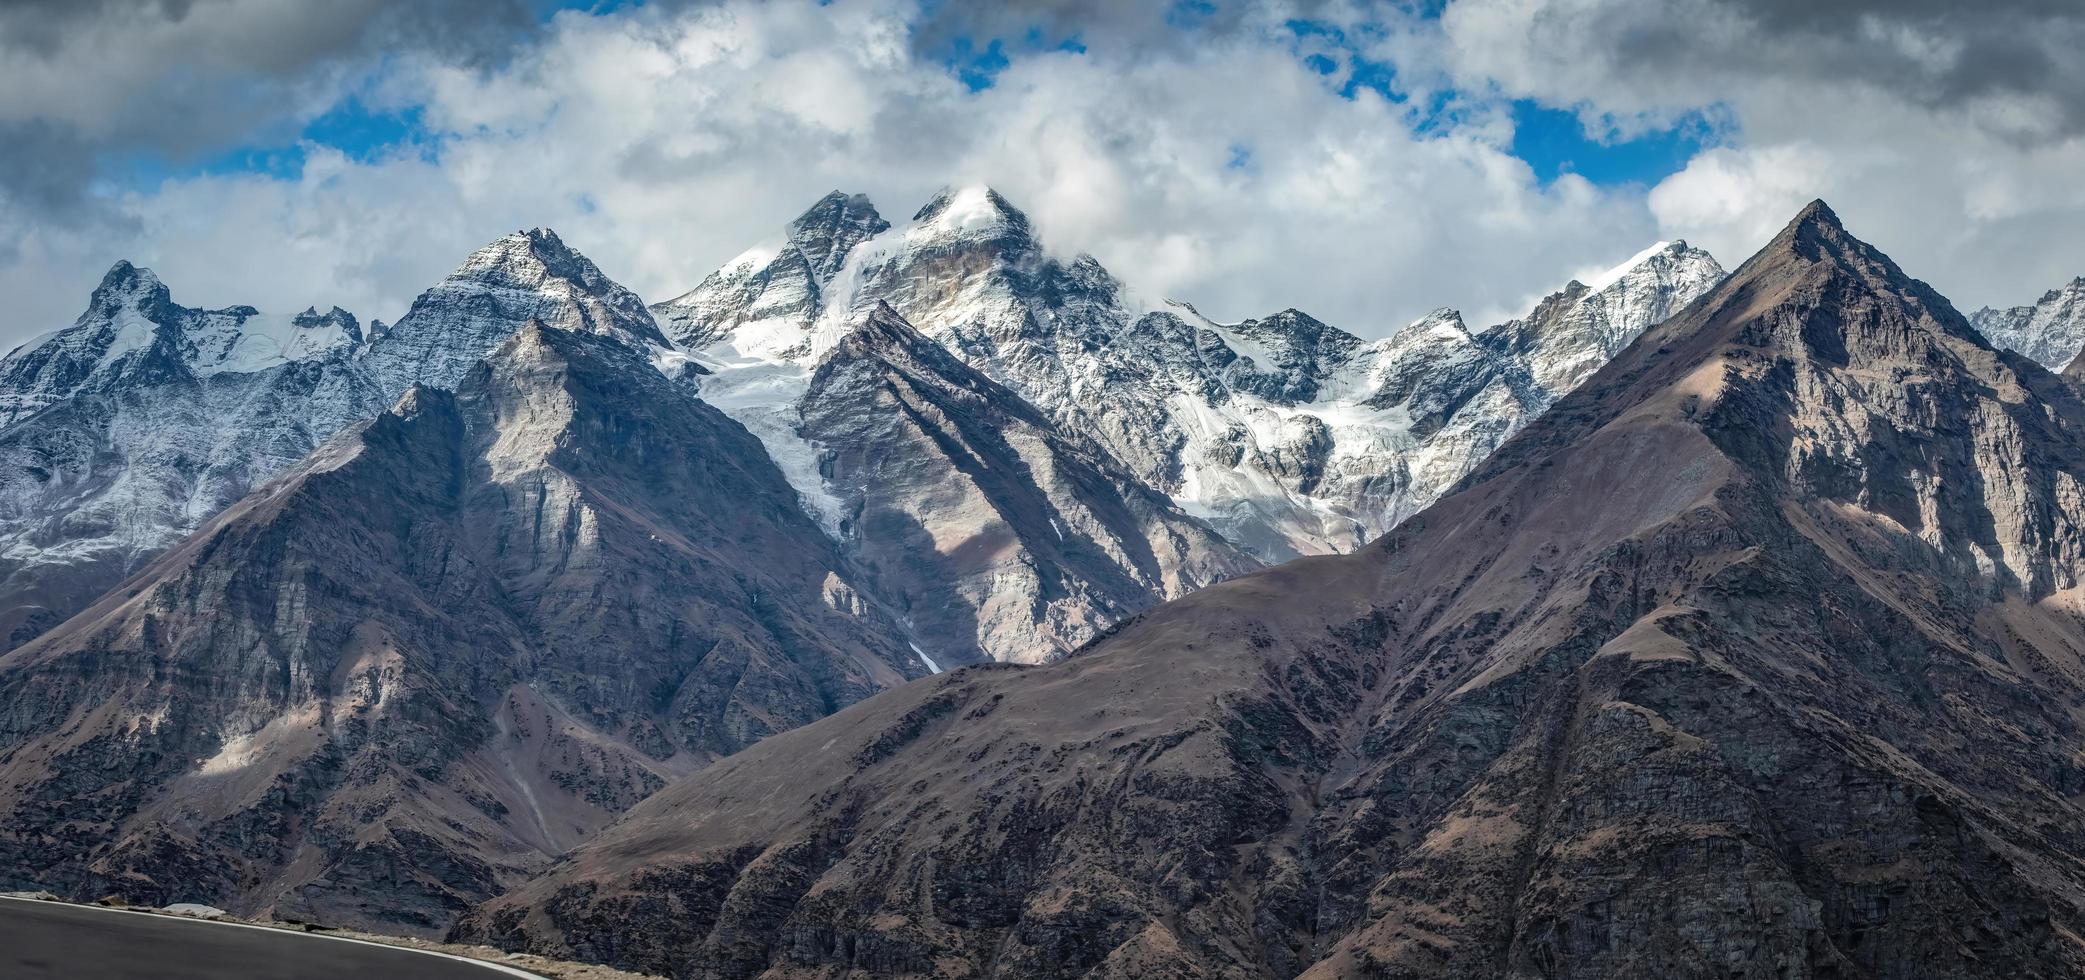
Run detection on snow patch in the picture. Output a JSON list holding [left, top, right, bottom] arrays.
[[1582, 241, 1673, 294], [920, 185, 1012, 237], [909, 640, 944, 674], [187, 311, 357, 376], [686, 336, 847, 536]]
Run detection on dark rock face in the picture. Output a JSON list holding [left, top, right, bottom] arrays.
[[0, 323, 918, 934], [788, 191, 891, 284], [464, 203, 2085, 979], [652, 192, 890, 352]]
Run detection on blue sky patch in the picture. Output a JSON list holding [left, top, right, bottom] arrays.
[[1509, 100, 1727, 187], [945, 37, 1011, 91]]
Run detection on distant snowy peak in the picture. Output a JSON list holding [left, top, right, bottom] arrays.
[[0, 261, 361, 423], [368, 226, 668, 396], [787, 191, 891, 283], [908, 185, 1033, 243], [653, 192, 891, 354], [669, 187, 1727, 564], [1972, 277, 2085, 373], [1484, 239, 1726, 399], [1205, 308, 1365, 405]]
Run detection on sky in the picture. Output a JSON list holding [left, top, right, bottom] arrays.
[[0, 0, 2081, 348]]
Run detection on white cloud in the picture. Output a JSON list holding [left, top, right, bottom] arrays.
[[0, 0, 1659, 348], [1427, 0, 2085, 311]]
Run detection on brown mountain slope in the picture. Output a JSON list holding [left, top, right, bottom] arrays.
[[463, 202, 2085, 980], [0, 322, 918, 933]]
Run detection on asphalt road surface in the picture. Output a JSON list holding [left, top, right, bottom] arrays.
[[0, 896, 547, 979]]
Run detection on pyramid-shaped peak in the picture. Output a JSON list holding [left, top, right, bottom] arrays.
[[453, 227, 588, 278], [1772, 199, 1855, 253], [435, 227, 659, 325], [92, 260, 168, 300], [1741, 199, 1928, 294], [787, 191, 890, 281], [840, 300, 917, 341], [809, 300, 934, 363], [1233, 308, 1364, 356], [86, 260, 175, 321], [388, 382, 458, 421], [788, 191, 886, 237], [911, 185, 1032, 237], [1412, 307, 1469, 332]]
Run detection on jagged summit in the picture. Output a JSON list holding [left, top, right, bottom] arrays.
[[909, 184, 1032, 239], [662, 184, 1727, 563], [367, 227, 667, 394], [1973, 275, 2085, 373], [84, 260, 174, 321], [796, 299, 1256, 667], [786, 191, 890, 282], [451, 227, 620, 293], [93, 259, 166, 294]]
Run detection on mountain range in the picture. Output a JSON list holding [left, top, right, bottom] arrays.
[[466, 202, 2085, 979], [0, 187, 2082, 977], [0, 188, 1736, 671]]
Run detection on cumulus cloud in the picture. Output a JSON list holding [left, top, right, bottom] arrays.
[[0, 0, 1654, 346], [1, 0, 2079, 348], [1426, 0, 2085, 309]]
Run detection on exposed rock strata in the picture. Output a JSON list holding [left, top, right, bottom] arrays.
[[468, 202, 2085, 980], [0, 322, 918, 934]]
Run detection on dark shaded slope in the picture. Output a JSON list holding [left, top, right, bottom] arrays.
[[0, 323, 917, 934], [467, 202, 2085, 980]]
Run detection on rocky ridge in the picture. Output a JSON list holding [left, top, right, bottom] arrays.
[[0, 265, 385, 648], [797, 302, 1254, 666], [0, 320, 922, 934], [468, 201, 2085, 980], [654, 187, 1726, 562], [0, 229, 680, 652], [1970, 276, 2085, 372]]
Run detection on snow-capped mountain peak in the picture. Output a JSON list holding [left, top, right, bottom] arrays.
[[88, 260, 173, 312], [0, 261, 372, 426], [1972, 276, 2085, 373], [786, 191, 890, 283], [652, 194, 896, 354], [367, 226, 668, 395], [665, 188, 1728, 566], [1580, 239, 1675, 292], [909, 184, 1031, 241], [1485, 239, 1725, 399]]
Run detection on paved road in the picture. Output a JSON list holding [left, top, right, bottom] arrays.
[[0, 896, 545, 979]]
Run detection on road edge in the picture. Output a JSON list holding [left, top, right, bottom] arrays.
[[0, 894, 553, 979]]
